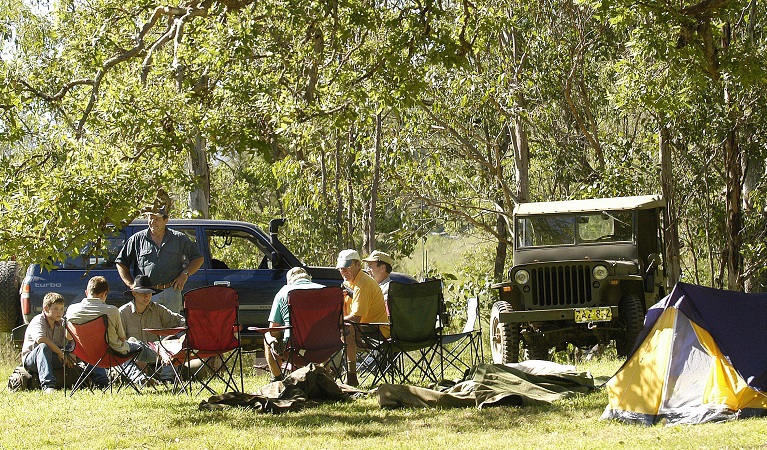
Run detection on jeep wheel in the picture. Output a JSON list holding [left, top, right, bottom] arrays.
[[0, 261, 20, 332], [490, 301, 520, 364], [616, 292, 644, 357]]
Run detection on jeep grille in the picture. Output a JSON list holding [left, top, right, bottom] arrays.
[[530, 265, 592, 307]]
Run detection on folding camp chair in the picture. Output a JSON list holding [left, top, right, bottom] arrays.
[[440, 296, 484, 377], [149, 285, 243, 395], [349, 280, 443, 386], [64, 315, 142, 395], [251, 286, 347, 379]]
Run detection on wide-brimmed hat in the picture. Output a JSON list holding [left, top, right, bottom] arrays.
[[141, 204, 168, 217], [336, 249, 361, 268], [124, 275, 162, 296], [362, 250, 393, 266]]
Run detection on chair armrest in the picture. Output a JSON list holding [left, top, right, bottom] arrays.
[[144, 326, 187, 337], [248, 325, 291, 333]]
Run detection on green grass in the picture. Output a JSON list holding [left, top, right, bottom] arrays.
[[2, 338, 767, 449]]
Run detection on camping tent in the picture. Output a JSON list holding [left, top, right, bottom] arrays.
[[601, 282, 767, 425]]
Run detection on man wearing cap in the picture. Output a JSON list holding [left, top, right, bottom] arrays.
[[115, 202, 204, 313], [336, 249, 387, 386], [262, 267, 325, 382], [119, 275, 186, 384], [362, 250, 396, 301]]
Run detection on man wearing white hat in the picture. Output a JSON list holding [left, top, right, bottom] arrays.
[[336, 249, 387, 386]]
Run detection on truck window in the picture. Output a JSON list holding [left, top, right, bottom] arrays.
[[517, 215, 576, 247], [206, 229, 271, 270], [577, 212, 633, 243], [59, 232, 126, 269]]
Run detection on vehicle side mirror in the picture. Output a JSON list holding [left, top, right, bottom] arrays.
[[645, 253, 661, 293], [647, 253, 661, 271], [270, 251, 282, 269]]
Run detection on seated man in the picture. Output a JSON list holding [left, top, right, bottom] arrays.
[[337, 249, 388, 386], [119, 275, 186, 383], [263, 267, 325, 382], [66, 276, 156, 387], [20, 292, 75, 393], [362, 250, 395, 301]]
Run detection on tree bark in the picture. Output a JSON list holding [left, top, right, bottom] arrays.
[[659, 125, 681, 288], [365, 111, 382, 254], [187, 135, 210, 218]]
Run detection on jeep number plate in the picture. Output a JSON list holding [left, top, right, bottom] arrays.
[[574, 307, 612, 323]]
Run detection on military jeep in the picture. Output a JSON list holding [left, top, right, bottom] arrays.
[[489, 195, 667, 363]]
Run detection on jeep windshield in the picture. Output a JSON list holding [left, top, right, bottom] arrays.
[[516, 211, 633, 248]]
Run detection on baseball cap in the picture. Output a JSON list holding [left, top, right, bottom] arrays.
[[336, 249, 361, 268]]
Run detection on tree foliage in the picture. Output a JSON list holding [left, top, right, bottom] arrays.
[[2, 0, 767, 293]]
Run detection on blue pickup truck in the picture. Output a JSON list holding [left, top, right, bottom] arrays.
[[12, 218, 350, 350]]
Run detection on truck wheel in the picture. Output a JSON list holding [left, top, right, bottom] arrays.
[[490, 301, 520, 364], [616, 292, 644, 357], [0, 261, 20, 333]]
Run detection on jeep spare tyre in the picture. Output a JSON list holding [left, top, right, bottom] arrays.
[[0, 261, 20, 332]]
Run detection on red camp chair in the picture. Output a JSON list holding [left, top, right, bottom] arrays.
[[149, 285, 243, 395], [64, 315, 141, 395], [252, 286, 347, 379]]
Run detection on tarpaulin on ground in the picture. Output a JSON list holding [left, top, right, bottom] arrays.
[[377, 361, 595, 409], [199, 364, 362, 414]]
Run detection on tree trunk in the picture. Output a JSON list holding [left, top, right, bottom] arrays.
[[365, 112, 382, 254], [334, 138, 344, 249], [659, 125, 681, 288], [187, 135, 210, 219], [721, 24, 743, 291], [724, 127, 742, 291]]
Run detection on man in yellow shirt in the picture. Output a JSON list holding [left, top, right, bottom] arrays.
[[337, 249, 387, 386]]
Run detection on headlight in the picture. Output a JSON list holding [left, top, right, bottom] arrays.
[[593, 265, 609, 280], [514, 270, 530, 285]]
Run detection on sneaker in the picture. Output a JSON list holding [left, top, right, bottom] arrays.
[[43, 387, 57, 394]]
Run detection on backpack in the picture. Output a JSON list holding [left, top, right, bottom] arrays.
[[7, 366, 38, 392]]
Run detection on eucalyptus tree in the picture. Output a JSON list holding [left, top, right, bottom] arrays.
[[586, 0, 767, 290], [1, 0, 456, 265]]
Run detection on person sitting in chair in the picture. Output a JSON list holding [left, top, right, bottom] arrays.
[[20, 293, 75, 393], [119, 275, 186, 384], [263, 267, 325, 382], [66, 276, 157, 387]]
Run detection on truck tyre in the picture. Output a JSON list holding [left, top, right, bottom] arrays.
[[616, 292, 644, 357], [0, 261, 20, 332], [490, 301, 520, 364]]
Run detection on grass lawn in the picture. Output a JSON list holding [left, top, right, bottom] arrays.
[[2, 338, 766, 449]]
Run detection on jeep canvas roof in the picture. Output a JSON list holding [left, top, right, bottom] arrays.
[[514, 195, 665, 216]]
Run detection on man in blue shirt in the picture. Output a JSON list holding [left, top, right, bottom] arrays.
[[263, 267, 325, 381], [115, 203, 203, 313]]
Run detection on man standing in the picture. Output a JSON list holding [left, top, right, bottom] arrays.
[[115, 202, 204, 313], [362, 250, 395, 301], [21, 293, 71, 393], [337, 249, 387, 386], [263, 267, 325, 382]]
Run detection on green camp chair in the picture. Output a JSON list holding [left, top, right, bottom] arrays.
[[350, 280, 443, 385]]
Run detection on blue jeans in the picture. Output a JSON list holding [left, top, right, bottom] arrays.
[[121, 339, 165, 384], [23, 344, 109, 389], [152, 287, 183, 313], [23, 343, 62, 390]]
